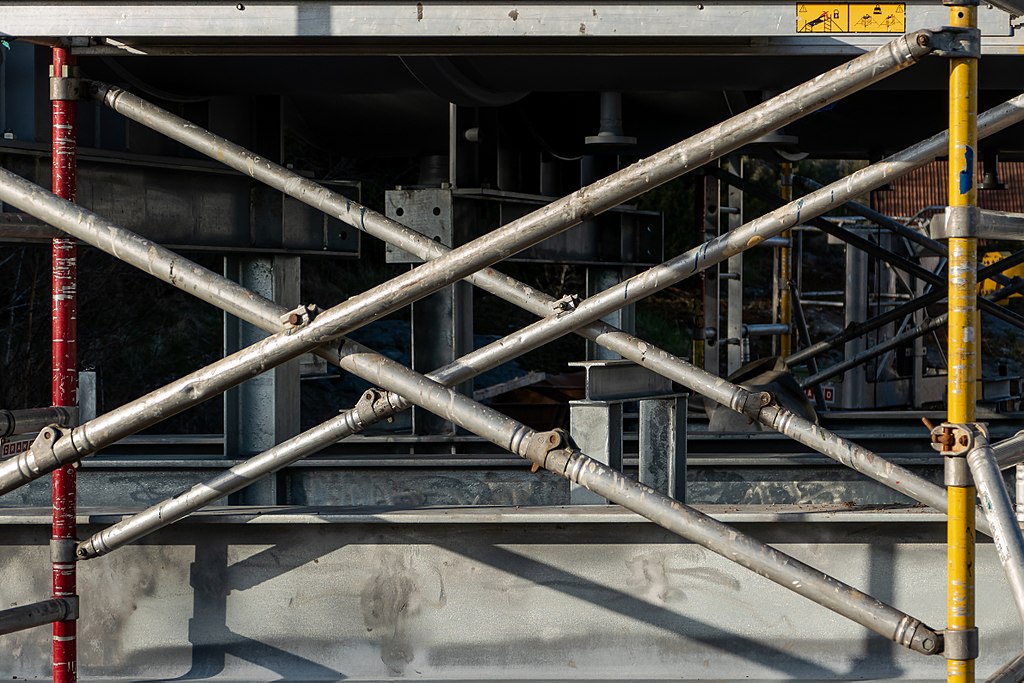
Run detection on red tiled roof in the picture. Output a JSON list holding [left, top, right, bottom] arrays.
[[871, 160, 1024, 220]]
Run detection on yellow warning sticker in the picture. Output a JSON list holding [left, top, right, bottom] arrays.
[[796, 4, 905, 33]]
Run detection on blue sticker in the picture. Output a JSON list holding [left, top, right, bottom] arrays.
[[960, 146, 974, 195]]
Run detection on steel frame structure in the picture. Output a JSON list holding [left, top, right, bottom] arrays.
[[1, 17, 1024, 682]]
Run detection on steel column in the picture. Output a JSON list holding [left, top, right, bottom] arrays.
[[50, 44, 77, 683], [569, 401, 623, 504], [725, 155, 745, 376], [638, 396, 687, 501], [778, 162, 794, 357], [947, 4, 980, 680]]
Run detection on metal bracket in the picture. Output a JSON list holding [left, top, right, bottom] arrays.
[[50, 538, 78, 564], [931, 423, 988, 486], [279, 303, 321, 327], [525, 428, 573, 473], [49, 65, 82, 101], [740, 391, 773, 420], [926, 27, 981, 59], [550, 294, 580, 314], [25, 425, 70, 476], [931, 205, 981, 239], [941, 628, 979, 660]]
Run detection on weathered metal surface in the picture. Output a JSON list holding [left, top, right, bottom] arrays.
[[0, 143, 360, 255], [0, 2, 1015, 52], [0, 508, 1019, 680]]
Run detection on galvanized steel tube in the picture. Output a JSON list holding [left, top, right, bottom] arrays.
[[993, 430, 1024, 470], [0, 598, 77, 637], [966, 438, 1024, 624], [0, 407, 75, 438]]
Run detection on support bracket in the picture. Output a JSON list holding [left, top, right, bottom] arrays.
[[49, 65, 82, 101], [50, 538, 78, 564], [941, 627, 979, 660], [926, 26, 981, 59]]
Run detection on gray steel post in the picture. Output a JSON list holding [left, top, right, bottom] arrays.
[[702, 171, 721, 374], [725, 155, 745, 376], [0, 598, 77, 636], [569, 400, 623, 504], [639, 396, 687, 501], [967, 437, 1024, 625]]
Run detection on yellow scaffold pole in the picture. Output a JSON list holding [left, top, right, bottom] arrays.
[[945, 1, 979, 680], [779, 161, 794, 357]]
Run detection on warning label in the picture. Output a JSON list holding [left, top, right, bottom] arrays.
[[0, 435, 34, 459], [797, 4, 906, 33]]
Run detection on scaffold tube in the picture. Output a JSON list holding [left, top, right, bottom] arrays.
[[946, 3, 979, 681]]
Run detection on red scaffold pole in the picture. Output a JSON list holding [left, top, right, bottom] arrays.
[[51, 45, 78, 683]]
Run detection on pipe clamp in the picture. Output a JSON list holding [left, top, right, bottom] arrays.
[[942, 628, 979, 660]]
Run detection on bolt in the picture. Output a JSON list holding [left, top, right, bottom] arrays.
[[236, 3, 245, 9], [760, 392, 772, 406], [917, 34, 930, 48], [922, 638, 934, 651], [286, 312, 302, 325]]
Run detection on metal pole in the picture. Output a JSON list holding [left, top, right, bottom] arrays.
[[790, 283, 828, 408], [947, 4, 979, 680], [0, 598, 78, 637], [778, 162, 794, 357], [0, 406, 76, 438], [50, 44, 77, 683], [965, 436, 1024, 625], [993, 430, 1024, 470]]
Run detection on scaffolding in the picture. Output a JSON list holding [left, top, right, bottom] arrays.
[[1, 6, 1024, 682]]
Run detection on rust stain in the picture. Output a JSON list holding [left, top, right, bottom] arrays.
[[746, 235, 764, 247], [416, 2, 423, 21], [508, 8, 519, 20], [579, 22, 587, 34]]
